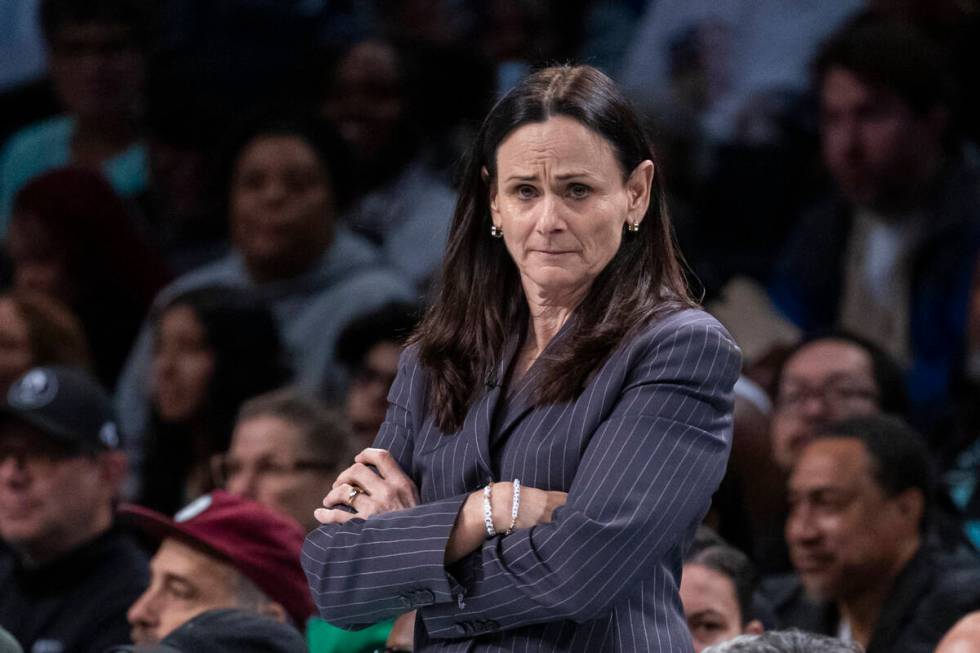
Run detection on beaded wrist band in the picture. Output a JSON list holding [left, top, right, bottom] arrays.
[[504, 479, 521, 535], [483, 484, 496, 537]]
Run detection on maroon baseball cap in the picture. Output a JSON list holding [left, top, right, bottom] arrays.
[[120, 491, 315, 627]]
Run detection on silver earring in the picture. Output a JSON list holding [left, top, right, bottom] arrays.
[[626, 221, 640, 233], [490, 225, 503, 238]]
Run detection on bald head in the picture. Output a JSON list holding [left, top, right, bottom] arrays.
[[938, 612, 980, 653]]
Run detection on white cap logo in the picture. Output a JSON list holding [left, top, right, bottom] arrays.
[[9, 369, 58, 409], [175, 495, 213, 523], [99, 422, 120, 448]]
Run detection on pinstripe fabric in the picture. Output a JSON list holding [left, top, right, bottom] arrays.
[[303, 308, 741, 651]]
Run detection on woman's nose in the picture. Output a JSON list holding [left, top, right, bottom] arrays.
[[534, 192, 566, 233]]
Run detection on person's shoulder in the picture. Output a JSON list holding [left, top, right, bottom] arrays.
[[633, 306, 740, 355], [160, 255, 243, 298]]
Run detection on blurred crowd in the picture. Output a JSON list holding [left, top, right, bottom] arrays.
[[3, 0, 980, 652]]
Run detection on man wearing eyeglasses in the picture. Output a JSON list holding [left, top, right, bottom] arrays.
[[770, 334, 907, 473], [0, 366, 148, 653]]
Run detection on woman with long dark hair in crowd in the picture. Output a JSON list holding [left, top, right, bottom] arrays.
[[303, 65, 741, 651], [138, 285, 290, 514]]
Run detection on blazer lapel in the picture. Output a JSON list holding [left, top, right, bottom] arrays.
[[467, 336, 521, 480]]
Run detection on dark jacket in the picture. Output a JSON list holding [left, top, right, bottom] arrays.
[[0, 526, 149, 653], [769, 155, 980, 428], [760, 545, 980, 653]]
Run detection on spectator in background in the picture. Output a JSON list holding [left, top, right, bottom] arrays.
[[681, 529, 764, 652], [217, 388, 399, 653], [0, 366, 147, 652], [108, 609, 306, 653], [770, 18, 980, 427], [216, 387, 350, 531], [138, 286, 290, 515], [321, 38, 456, 289], [335, 301, 418, 446], [764, 415, 980, 653], [122, 491, 314, 644], [749, 333, 906, 574], [0, 0, 156, 230], [0, 290, 90, 397], [5, 167, 170, 388], [703, 631, 860, 653], [770, 334, 907, 474], [116, 112, 413, 452]]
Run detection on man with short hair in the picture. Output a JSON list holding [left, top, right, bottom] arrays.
[[0, 366, 147, 653], [769, 333, 906, 473], [123, 490, 314, 644], [764, 414, 980, 653], [770, 17, 980, 425], [703, 630, 860, 653]]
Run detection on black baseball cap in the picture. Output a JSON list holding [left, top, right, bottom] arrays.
[[0, 366, 121, 450], [106, 609, 307, 653]]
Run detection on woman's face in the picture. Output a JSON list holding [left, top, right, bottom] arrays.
[[230, 135, 334, 278], [152, 305, 216, 424], [0, 299, 34, 397], [489, 116, 653, 302]]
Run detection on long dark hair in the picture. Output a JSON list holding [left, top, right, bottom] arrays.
[[414, 65, 694, 433], [140, 286, 291, 514]]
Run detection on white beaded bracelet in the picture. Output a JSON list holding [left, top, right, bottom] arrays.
[[483, 484, 496, 537], [504, 479, 521, 535]]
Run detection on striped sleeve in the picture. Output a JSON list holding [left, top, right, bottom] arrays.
[[302, 349, 467, 628], [420, 320, 741, 639]]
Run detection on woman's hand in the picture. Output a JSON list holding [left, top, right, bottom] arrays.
[[313, 448, 420, 525]]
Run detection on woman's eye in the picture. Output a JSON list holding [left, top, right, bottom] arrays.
[[516, 185, 537, 199], [568, 184, 590, 199]]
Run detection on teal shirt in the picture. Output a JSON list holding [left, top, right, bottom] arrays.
[[307, 617, 394, 653], [0, 115, 146, 234]]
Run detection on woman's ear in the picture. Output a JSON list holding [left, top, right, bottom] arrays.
[[625, 160, 655, 226], [483, 166, 501, 220], [745, 619, 765, 636]]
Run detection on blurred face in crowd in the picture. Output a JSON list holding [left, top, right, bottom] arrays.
[[771, 340, 880, 471], [6, 212, 73, 304], [230, 134, 335, 281], [820, 66, 946, 213], [786, 437, 921, 602], [489, 115, 653, 303], [680, 563, 762, 652], [0, 421, 119, 562], [48, 22, 145, 120], [152, 305, 215, 424], [346, 340, 401, 446], [323, 40, 403, 163], [221, 415, 339, 530], [0, 299, 34, 398], [129, 538, 251, 644]]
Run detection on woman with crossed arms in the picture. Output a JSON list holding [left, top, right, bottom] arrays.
[[303, 64, 741, 652]]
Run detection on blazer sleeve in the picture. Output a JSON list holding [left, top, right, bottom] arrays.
[[302, 348, 472, 628], [420, 317, 741, 638]]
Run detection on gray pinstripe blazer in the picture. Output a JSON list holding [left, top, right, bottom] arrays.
[[303, 307, 741, 651]]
